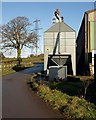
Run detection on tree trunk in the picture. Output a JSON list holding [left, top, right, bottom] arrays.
[[17, 48, 21, 65]]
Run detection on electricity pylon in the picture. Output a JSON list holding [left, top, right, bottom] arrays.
[[33, 19, 42, 56]]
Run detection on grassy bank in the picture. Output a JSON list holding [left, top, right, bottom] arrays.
[[1, 68, 16, 76], [1, 56, 44, 76], [27, 74, 96, 119]]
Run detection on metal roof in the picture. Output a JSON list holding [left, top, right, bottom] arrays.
[[86, 9, 96, 14], [45, 22, 75, 32]]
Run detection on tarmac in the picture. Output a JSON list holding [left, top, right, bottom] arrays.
[[2, 63, 64, 119]]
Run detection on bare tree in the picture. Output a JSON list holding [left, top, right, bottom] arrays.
[[1, 16, 37, 64]]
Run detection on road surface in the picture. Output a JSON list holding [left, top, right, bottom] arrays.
[[2, 63, 64, 119]]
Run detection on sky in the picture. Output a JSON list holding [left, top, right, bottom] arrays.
[[2, 2, 94, 58]]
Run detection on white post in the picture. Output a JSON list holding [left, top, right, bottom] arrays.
[[92, 50, 96, 75], [44, 52, 49, 72], [71, 54, 76, 76]]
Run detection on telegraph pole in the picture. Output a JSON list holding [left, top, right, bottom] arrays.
[[33, 19, 42, 56]]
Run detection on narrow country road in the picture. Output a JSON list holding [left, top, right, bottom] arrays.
[[2, 63, 64, 119]]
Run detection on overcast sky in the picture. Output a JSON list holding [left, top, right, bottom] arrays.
[[2, 2, 94, 58]]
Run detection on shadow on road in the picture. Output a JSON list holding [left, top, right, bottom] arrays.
[[12, 62, 44, 73], [19, 62, 44, 75], [12, 65, 30, 72]]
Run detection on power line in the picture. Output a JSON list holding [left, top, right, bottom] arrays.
[[33, 19, 42, 56]]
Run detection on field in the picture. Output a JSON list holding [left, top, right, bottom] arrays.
[[0, 56, 44, 76]]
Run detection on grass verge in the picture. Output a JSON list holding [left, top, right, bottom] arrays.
[[0, 68, 15, 76], [27, 75, 96, 119], [1, 56, 44, 76]]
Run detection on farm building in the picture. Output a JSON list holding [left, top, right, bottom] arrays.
[[76, 9, 96, 76], [44, 9, 76, 80]]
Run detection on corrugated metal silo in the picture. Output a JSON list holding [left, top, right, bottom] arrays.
[[44, 15, 76, 78]]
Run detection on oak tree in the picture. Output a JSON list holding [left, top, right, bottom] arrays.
[[1, 16, 37, 64]]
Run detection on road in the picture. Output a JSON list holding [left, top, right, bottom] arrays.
[[2, 63, 64, 119]]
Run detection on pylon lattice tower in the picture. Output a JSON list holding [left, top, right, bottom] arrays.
[[33, 19, 42, 56]]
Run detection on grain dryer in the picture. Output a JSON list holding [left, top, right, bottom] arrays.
[[44, 9, 76, 80]]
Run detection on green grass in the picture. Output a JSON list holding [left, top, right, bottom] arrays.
[[2, 56, 44, 63], [27, 75, 96, 119], [22, 56, 44, 63], [1, 63, 34, 76], [49, 81, 84, 97], [1, 68, 16, 76], [1, 56, 44, 76], [49, 80, 96, 105]]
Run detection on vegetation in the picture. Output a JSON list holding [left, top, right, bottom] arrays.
[[2, 55, 43, 63], [1, 68, 15, 76], [38, 84, 96, 119], [1, 16, 37, 65], [0, 52, 5, 59], [27, 73, 96, 119], [1, 56, 44, 76], [49, 76, 95, 104]]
